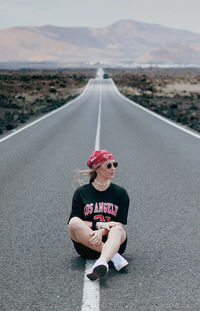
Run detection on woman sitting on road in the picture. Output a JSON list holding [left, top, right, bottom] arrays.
[[68, 150, 130, 281]]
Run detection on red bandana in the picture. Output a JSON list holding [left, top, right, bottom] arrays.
[[87, 150, 114, 169]]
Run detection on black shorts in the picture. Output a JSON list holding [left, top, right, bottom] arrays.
[[72, 235, 128, 259]]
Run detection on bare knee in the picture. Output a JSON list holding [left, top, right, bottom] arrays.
[[109, 225, 126, 243], [68, 217, 95, 246], [68, 217, 83, 232], [110, 225, 123, 232]]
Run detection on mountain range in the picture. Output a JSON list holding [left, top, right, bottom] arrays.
[[1, 19, 200, 66]]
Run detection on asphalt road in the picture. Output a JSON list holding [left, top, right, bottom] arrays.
[[0, 78, 200, 311]]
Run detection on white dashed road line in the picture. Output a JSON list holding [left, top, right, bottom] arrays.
[[81, 260, 100, 311], [81, 80, 102, 311]]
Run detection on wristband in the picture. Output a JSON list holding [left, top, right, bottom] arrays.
[[92, 219, 97, 231], [97, 222, 101, 230]]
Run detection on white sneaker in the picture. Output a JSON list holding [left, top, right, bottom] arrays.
[[111, 253, 128, 271], [86, 258, 108, 281]]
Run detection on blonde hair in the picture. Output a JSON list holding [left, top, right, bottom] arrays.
[[72, 169, 97, 187]]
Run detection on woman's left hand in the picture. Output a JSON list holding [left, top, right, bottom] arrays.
[[88, 230, 102, 245], [100, 221, 123, 231]]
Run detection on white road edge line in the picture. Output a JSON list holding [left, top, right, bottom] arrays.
[[0, 80, 92, 143], [111, 79, 200, 140], [81, 81, 102, 311]]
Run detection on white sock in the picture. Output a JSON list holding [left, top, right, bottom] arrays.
[[96, 258, 107, 265], [111, 253, 123, 265], [93, 257, 108, 269]]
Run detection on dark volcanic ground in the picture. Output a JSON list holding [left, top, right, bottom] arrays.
[[109, 68, 200, 133], [0, 69, 95, 134], [0, 68, 200, 135]]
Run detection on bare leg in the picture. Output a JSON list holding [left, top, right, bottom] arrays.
[[68, 217, 103, 253], [86, 225, 127, 280], [100, 225, 126, 262], [69, 217, 126, 263]]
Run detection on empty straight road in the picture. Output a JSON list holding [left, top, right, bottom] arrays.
[[0, 77, 200, 311]]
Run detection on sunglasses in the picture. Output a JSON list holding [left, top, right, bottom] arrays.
[[106, 161, 118, 169]]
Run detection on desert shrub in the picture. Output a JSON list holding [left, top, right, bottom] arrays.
[[20, 76, 31, 82], [32, 75, 40, 79], [32, 105, 46, 113], [60, 83, 66, 88], [12, 111, 20, 121], [49, 87, 57, 93], [4, 112, 11, 120], [17, 96, 25, 101], [6, 123, 15, 130], [1, 102, 20, 109]]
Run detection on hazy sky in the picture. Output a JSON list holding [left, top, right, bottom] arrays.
[[1, 0, 200, 33]]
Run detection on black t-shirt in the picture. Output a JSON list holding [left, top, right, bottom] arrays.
[[68, 183, 129, 225]]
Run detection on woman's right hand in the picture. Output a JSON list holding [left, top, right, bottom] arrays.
[[88, 230, 103, 245]]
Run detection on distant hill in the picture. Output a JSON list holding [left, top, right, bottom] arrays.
[[1, 20, 200, 66]]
